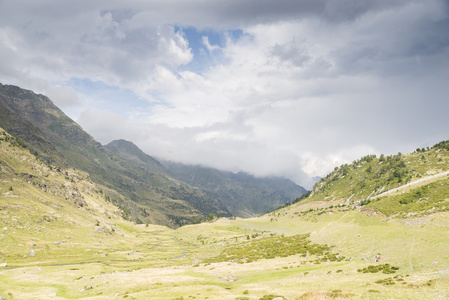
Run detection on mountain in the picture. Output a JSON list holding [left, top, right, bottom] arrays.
[[161, 161, 307, 217], [105, 139, 307, 217], [0, 83, 229, 226], [104, 139, 168, 175]]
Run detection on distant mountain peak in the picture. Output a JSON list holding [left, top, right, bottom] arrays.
[[105, 139, 167, 175]]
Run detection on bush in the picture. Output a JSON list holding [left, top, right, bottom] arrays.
[[358, 264, 399, 274]]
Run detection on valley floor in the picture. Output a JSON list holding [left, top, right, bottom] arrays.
[[1, 208, 449, 299]]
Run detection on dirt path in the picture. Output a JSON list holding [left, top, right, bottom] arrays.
[[371, 170, 449, 199]]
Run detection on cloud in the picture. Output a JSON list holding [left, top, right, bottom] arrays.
[[1, 0, 449, 190], [202, 36, 220, 53]]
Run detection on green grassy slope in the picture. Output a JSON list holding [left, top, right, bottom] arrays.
[[304, 143, 449, 211]]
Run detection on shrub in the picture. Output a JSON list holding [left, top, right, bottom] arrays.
[[357, 264, 399, 274]]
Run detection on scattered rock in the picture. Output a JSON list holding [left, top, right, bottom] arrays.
[[2, 227, 6, 231], [0, 263, 7, 267], [85, 286, 93, 290], [29, 250, 35, 257], [54, 241, 61, 245], [0, 295, 5, 300], [30, 242, 36, 246], [94, 226, 110, 234]]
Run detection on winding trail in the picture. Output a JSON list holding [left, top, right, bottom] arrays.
[[371, 170, 449, 199]]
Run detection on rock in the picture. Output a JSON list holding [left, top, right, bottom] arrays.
[[273, 298, 284, 300], [30, 242, 36, 246], [85, 286, 93, 290], [94, 226, 110, 234], [0, 263, 6, 267], [2, 227, 6, 231], [48, 292, 56, 297], [29, 250, 35, 257], [0, 295, 5, 300], [54, 241, 61, 245]]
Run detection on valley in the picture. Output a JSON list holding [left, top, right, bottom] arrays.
[[1, 126, 449, 299], [0, 85, 448, 299]]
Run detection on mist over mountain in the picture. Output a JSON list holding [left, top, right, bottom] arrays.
[[105, 139, 307, 217]]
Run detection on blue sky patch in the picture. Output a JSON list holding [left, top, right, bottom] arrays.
[[176, 26, 244, 73]]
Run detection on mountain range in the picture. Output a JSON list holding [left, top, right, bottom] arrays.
[[0, 83, 306, 226]]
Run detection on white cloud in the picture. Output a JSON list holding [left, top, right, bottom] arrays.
[[202, 36, 221, 53]]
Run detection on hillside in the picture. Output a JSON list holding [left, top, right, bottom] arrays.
[[300, 142, 449, 218], [161, 160, 307, 217], [104, 139, 168, 176], [0, 83, 229, 227]]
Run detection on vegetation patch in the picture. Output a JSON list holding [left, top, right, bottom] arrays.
[[375, 277, 395, 286], [259, 295, 286, 300], [297, 290, 355, 299], [370, 178, 449, 216], [204, 234, 344, 264], [357, 264, 399, 274]]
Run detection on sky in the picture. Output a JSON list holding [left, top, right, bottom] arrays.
[[0, 0, 448, 189]]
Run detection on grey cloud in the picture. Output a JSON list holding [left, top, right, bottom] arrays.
[[270, 42, 310, 66], [0, 0, 424, 32], [322, 0, 410, 22]]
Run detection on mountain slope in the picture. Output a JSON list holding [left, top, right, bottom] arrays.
[[104, 139, 168, 175], [161, 161, 307, 217], [105, 139, 306, 217], [290, 141, 449, 219], [0, 83, 229, 226]]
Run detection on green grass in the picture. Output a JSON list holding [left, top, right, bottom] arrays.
[[205, 233, 343, 264], [369, 177, 449, 216]]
